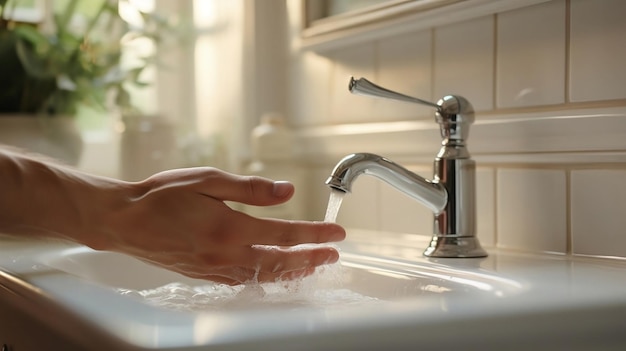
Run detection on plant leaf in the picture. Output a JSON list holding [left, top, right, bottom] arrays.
[[15, 38, 57, 79], [13, 25, 49, 48]]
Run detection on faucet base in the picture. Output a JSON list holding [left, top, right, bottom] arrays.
[[424, 236, 488, 258]]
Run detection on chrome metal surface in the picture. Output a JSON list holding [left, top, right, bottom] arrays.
[[349, 77, 439, 109], [327, 77, 487, 258], [326, 153, 447, 214], [349, 77, 474, 144]]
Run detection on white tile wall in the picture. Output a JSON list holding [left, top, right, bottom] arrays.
[[375, 31, 433, 121], [571, 170, 626, 257], [496, 169, 567, 253], [569, 0, 626, 102], [288, 0, 626, 259], [297, 167, 332, 222], [496, 0, 566, 108], [434, 16, 494, 111], [329, 44, 377, 123], [289, 52, 333, 127], [476, 167, 496, 247]]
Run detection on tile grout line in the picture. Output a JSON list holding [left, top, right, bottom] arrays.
[[328, 52, 336, 124], [430, 27, 436, 101], [564, 0, 571, 104], [373, 39, 380, 83], [565, 168, 572, 255], [492, 167, 499, 248], [376, 180, 382, 232], [492, 13, 498, 110]]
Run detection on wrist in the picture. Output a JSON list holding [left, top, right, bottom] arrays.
[[79, 177, 144, 251]]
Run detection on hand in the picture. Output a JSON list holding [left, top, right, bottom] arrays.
[[97, 168, 346, 285]]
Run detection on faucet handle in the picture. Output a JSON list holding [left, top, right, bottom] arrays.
[[349, 77, 439, 109], [348, 77, 474, 143]]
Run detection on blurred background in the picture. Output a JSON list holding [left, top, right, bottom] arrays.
[[0, 0, 285, 180]]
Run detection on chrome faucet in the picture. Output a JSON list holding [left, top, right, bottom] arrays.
[[326, 77, 487, 258]]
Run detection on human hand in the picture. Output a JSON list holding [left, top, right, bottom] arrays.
[[96, 168, 345, 285]]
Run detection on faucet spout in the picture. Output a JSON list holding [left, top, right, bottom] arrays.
[[326, 153, 447, 214]]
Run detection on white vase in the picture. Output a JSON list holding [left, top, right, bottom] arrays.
[[119, 115, 178, 181], [0, 115, 84, 166]]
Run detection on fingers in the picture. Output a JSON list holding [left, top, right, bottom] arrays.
[[186, 266, 317, 286], [136, 215, 344, 284], [249, 244, 340, 273], [147, 245, 340, 285], [220, 215, 346, 246]]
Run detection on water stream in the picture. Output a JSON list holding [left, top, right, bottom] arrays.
[[323, 189, 346, 223]]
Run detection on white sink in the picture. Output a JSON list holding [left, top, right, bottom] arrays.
[[1, 230, 626, 350], [41, 245, 523, 306]]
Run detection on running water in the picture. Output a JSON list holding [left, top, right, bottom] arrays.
[[115, 188, 377, 311], [324, 189, 346, 223]]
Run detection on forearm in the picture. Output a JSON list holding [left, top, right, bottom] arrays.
[[0, 147, 134, 247]]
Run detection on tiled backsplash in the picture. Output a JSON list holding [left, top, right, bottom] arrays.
[[282, 0, 626, 258]]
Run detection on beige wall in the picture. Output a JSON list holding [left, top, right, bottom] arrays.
[[279, 0, 626, 258]]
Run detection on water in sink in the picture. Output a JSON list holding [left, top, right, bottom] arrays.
[[45, 244, 521, 315], [116, 262, 378, 312]]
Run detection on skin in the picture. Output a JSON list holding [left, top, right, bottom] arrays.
[[0, 148, 345, 285]]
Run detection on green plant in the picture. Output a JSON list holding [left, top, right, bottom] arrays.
[[0, 0, 171, 116]]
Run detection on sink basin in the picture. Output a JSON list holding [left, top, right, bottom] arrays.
[[41, 245, 523, 310], [1, 230, 626, 350]]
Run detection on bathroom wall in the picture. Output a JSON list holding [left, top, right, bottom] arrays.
[[278, 0, 626, 258]]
